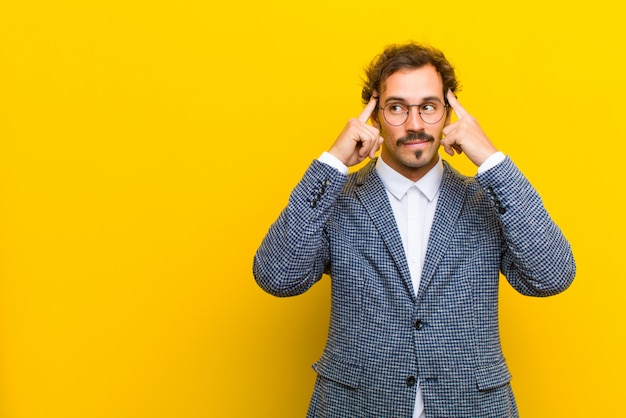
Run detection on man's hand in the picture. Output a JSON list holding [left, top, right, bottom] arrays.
[[328, 96, 384, 167], [441, 90, 498, 167]]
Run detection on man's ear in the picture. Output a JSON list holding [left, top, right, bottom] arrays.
[[371, 110, 381, 130], [443, 106, 453, 127], [370, 90, 381, 129]]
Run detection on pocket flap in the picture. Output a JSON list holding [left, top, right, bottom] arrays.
[[475, 359, 512, 391], [312, 351, 362, 389]]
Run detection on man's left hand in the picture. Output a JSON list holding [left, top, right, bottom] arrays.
[[441, 90, 498, 167]]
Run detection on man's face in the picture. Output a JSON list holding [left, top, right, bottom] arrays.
[[374, 65, 449, 182]]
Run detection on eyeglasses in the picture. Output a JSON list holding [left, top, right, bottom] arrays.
[[378, 101, 448, 126]]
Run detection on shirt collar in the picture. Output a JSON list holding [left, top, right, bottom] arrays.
[[375, 155, 443, 202]]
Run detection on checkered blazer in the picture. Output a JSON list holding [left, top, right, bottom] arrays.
[[254, 156, 575, 418]]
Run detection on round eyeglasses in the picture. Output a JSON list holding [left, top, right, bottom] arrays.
[[379, 101, 448, 126]]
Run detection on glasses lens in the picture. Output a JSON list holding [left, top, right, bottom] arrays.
[[420, 103, 445, 124], [383, 103, 408, 126]]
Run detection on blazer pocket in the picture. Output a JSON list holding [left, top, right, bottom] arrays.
[[474, 359, 512, 391], [312, 351, 362, 389]]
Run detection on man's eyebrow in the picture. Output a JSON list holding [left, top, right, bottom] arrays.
[[383, 95, 445, 104]]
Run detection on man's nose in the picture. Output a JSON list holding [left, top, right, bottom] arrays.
[[404, 105, 425, 131]]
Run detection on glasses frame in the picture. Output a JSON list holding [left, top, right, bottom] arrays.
[[378, 102, 449, 126]]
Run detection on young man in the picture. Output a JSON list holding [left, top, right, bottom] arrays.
[[253, 42, 575, 418]]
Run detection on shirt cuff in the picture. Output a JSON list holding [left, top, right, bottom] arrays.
[[477, 151, 506, 174], [318, 151, 349, 175]]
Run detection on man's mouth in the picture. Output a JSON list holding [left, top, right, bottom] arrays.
[[397, 131, 434, 146]]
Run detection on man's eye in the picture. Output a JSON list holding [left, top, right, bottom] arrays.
[[389, 104, 406, 114], [421, 103, 438, 113]]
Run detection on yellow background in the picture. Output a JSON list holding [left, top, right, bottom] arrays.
[[0, 0, 623, 417]]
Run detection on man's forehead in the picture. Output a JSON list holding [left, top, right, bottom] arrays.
[[379, 66, 444, 99]]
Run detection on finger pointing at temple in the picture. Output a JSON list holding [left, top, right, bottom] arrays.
[[358, 95, 378, 123], [446, 89, 469, 119]]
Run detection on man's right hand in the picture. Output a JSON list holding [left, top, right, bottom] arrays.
[[328, 96, 384, 167]]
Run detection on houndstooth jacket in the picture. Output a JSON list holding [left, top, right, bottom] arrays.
[[253, 156, 575, 418]]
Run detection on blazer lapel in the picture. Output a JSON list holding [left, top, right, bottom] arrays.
[[416, 160, 467, 301], [354, 161, 416, 301]]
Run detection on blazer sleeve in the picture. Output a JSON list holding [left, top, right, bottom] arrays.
[[475, 156, 576, 296], [253, 160, 348, 297]]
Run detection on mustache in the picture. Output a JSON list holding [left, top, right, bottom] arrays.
[[396, 131, 435, 146]]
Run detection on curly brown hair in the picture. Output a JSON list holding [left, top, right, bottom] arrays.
[[361, 42, 460, 106]]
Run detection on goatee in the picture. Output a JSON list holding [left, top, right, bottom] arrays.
[[396, 131, 435, 160]]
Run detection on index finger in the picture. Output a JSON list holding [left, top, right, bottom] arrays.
[[446, 89, 469, 119], [357, 95, 378, 123]]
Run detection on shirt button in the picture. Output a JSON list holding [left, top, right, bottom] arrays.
[[406, 376, 416, 387], [415, 319, 424, 330]]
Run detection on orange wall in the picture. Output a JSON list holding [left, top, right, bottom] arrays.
[[0, 1, 623, 417]]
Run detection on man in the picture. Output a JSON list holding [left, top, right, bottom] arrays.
[[253, 42, 575, 417]]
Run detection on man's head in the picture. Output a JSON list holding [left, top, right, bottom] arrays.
[[362, 42, 460, 181], [361, 42, 459, 106]]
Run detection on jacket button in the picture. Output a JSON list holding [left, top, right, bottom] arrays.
[[415, 319, 424, 330], [406, 376, 416, 387]]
